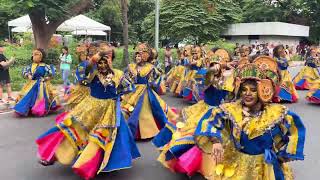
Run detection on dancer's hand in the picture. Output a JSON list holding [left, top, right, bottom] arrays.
[[28, 74, 32, 80], [211, 143, 224, 164]]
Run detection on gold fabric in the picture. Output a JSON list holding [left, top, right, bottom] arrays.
[[64, 84, 90, 110]]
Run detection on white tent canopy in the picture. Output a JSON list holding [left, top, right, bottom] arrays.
[[8, 14, 111, 32], [11, 26, 32, 33], [8, 15, 31, 27], [72, 30, 107, 36], [58, 15, 111, 31]]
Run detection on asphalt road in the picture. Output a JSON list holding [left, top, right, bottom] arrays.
[[0, 66, 318, 180]]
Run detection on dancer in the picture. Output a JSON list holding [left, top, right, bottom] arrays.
[[273, 45, 299, 103], [63, 45, 91, 110], [293, 47, 320, 90], [181, 46, 205, 102], [36, 51, 140, 180], [166, 47, 189, 96], [122, 43, 178, 140], [14, 49, 59, 116], [151, 48, 166, 95], [152, 56, 231, 173], [194, 57, 305, 179]]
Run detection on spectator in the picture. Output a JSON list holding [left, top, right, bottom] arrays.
[[164, 46, 173, 73], [0, 45, 15, 103], [59, 46, 72, 90]]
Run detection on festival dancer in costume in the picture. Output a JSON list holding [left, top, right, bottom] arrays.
[[293, 48, 320, 90], [36, 51, 140, 180], [151, 48, 167, 95], [121, 43, 178, 140], [14, 49, 60, 116], [194, 57, 305, 179], [63, 45, 91, 110], [166, 47, 190, 96], [152, 56, 231, 171], [174, 45, 193, 96], [182, 46, 205, 102], [273, 45, 299, 103]]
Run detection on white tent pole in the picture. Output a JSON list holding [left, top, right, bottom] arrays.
[[8, 26, 11, 43]]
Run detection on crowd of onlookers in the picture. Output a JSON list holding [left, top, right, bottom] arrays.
[[233, 42, 316, 61]]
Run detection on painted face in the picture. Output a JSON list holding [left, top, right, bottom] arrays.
[[192, 52, 198, 60], [278, 47, 286, 58], [136, 53, 142, 64], [240, 46, 250, 57], [240, 81, 259, 108], [79, 53, 87, 61], [32, 50, 43, 63], [136, 44, 150, 62], [97, 59, 109, 74]]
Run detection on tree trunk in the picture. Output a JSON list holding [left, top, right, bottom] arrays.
[[29, 10, 62, 50], [29, 0, 93, 50], [121, 0, 129, 65]]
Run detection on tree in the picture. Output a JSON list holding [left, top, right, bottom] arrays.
[[4, 0, 97, 49], [86, 0, 123, 42], [128, 0, 155, 43], [239, 0, 320, 43], [141, 0, 242, 45], [120, 0, 129, 64]]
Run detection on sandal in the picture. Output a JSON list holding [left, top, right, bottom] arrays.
[[38, 159, 55, 166]]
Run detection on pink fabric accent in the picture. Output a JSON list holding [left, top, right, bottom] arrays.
[[73, 148, 103, 180], [36, 131, 65, 162], [184, 91, 193, 101], [308, 97, 320, 104], [174, 146, 202, 176], [295, 80, 309, 90], [55, 112, 69, 124], [31, 98, 46, 116]]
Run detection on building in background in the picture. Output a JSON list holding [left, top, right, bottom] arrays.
[[222, 22, 309, 47]]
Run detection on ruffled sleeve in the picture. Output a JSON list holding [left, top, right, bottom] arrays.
[[117, 75, 135, 95], [75, 62, 89, 84], [22, 65, 32, 78], [194, 107, 226, 153], [276, 111, 305, 161], [149, 66, 161, 83], [45, 64, 55, 77]]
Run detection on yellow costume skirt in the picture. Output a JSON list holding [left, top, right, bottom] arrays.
[[122, 84, 178, 139], [167, 66, 187, 94], [64, 84, 90, 111], [36, 95, 140, 179], [274, 70, 298, 103], [14, 80, 60, 116], [293, 66, 320, 90]]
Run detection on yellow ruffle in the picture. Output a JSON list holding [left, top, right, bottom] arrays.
[[279, 70, 299, 98], [70, 96, 117, 130], [221, 101, 287, 139], [122, 85, 178, 139], [293, 66, 320, 85], [65, 84, 90, 110]]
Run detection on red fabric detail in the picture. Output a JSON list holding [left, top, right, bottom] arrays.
[[73, 148, 103, 180]]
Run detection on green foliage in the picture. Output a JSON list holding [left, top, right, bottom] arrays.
[[86, 0, 123, 42], [128, 0, 155, 44], [207, 39, 236, 54], [141, 0, 242, 44], [240, 0, 320, 43]]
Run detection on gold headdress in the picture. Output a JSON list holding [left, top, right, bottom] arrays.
[[234, 56, 280, 102]]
